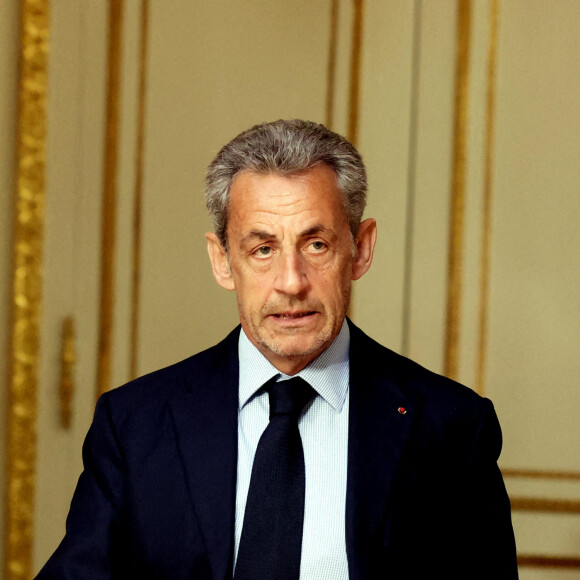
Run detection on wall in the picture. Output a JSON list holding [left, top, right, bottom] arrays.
[[353, 1, 580, 577], [2, 1, 580, 578]]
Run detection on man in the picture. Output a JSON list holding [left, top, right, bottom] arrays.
[[37, 120, 518, 579]]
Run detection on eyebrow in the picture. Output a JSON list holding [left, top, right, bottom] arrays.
[[301, 224, 329, 237], [240, 230, 274, 245], [240, 224, 332, 246]]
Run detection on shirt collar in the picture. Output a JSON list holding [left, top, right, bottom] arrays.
[[238, 320, 350, 413]]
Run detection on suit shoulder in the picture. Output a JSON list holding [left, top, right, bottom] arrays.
[[349, 321, 488, 413], [349, 323, 501, 457]]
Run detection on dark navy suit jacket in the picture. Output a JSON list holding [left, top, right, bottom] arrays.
[[37, 321, 518, 579]]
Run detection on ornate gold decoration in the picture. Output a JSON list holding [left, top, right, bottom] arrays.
[[59, 317, 75, 428], [474, 0, 499, 396], [443, 0, 471, 380], [129, 0, 150, 380], [4, 1, 50, 578], [97, 0, 124, 397], [518, 555, 580, 569], [347, 0, 364, 148]]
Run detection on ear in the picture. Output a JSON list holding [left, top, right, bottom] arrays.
[[206, 232, 235, 291], [351, 218, 377, 281]]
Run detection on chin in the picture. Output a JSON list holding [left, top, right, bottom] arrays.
[[259, 333, 332, 361]]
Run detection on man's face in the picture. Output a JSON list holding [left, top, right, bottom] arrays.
[[206, 164, 376, 374]]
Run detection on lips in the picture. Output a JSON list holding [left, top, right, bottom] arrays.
[[273, 311, 316, 320]]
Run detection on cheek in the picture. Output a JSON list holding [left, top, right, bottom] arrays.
[[233, 270, 271, 305], [313, 270, 351, 305]]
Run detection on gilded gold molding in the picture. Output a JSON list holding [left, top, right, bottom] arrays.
[[97, 0, 124, 397], [474, 0, 499, 396], [400, 0, 422, 357], [129, 0, 150, 380], [345, 0, 364, 320], [511, 496, 580, 514], [518, 555, 580, 569], [443, 0, 471, 380], [325, 0, 339, 129], [502, 467, 580, 480], [59, 317, 75, 428], [4, 1, 50, 578], [347, 0, 364, 148]]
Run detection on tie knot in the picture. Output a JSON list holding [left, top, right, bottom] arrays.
[[266, 376, 315, 419]]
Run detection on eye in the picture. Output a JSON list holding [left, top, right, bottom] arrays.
[[308, 240, 327, 253], [254, 245, 272, 258]]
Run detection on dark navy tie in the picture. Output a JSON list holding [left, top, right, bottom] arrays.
[[234, 376, 315, 580]]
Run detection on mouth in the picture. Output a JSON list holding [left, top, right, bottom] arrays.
[[267, 311, 319, 328], [273, 311, 316, 320]]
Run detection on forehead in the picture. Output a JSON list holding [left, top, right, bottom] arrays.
[[227, 165, 347, 230]]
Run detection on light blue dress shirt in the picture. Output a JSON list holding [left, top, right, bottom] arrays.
[[235, 321, 350, 579]]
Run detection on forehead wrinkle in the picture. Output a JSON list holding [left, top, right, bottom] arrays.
[[249, 197, 314, 220], [237, 203, 320, 231]]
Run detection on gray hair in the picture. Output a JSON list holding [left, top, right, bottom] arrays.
[[205, 119, 367, 247]]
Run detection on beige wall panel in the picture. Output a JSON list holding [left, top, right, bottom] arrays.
[[488, 2, 580, 571], [35, 0, 84, 566], [112, 1, 143, 388], [506, 476, 580, 574], [138, 1, 332, 375], [406, 1, 457, 374], [330, 0, 354, 137], [71, 0, 110, 436], [68, 0, 108, 439], [512, 511, 580, 562], [487, 0, 580, 472], [34, 0, 109, 572], [353, 0, 415, 351], [521, 571, 580, 580], [0, 0, 20, 571], [506, 476, 580, 502]]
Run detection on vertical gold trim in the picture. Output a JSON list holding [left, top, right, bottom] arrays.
[[345, 0, 364, 320], [129, 0, 149, 380], [325, 0, 339, 129], [59, 317, 75, 428], [401, 0, 423, 356], [347, 0, 364, 147], [474, 0, 499, 396], [443, 0, 471, 380], [97, 0, 124, 397], [4, 1, 50, 578]]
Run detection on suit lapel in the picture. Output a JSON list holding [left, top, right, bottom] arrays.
[[169, 328, 240, 580], [345, 322, 418, 580]]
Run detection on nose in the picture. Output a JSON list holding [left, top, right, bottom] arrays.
[[273, 250, 309, 297]]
